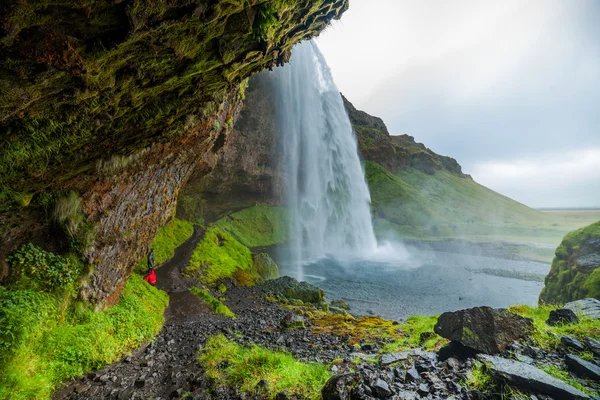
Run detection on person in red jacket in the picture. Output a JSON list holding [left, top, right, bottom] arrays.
[[144, 268, 156, 286]]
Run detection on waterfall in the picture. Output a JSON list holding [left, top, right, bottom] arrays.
[[273, 41, 378, 280]]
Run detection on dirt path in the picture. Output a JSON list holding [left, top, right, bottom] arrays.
[[54, 228, 350, 400]]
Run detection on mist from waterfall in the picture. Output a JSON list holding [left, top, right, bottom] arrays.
[[272, 41, 378, 281]]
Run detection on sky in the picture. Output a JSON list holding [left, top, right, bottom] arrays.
[[315, 0, 600, 208]]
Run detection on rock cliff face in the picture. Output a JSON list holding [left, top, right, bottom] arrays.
[[540, 220, 600, 305], [342, 95, 468, 177], [178, 73, 469, 223], [0, 0, 348, 306]]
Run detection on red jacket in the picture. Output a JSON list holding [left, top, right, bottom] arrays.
[[144, 270, 156, 286]]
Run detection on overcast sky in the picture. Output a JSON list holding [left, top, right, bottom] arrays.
[[315, 0, 600, 208]]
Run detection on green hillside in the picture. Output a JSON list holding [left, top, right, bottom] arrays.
[[365, 161, 600, 261]]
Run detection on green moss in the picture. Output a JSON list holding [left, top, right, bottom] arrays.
[[0, 275, 168, 400], [135, 218, 194, 273], [213, 206, 288, 248], [189, 287, 235, 319], [198, 334, 330, 399], [541, 365, 598, 397], [463, 361, 494, 392]]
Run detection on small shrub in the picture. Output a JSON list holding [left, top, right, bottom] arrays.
[[6, 244, 81, 292]]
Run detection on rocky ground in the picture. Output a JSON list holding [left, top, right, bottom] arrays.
[[53, 233, 600, 400]]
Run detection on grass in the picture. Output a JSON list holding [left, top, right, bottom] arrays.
[[189, 287, 235, 319], [0, 275, 168, 400], [541, 365, 598, 397], [198, 334, 330, 399], [184, 227, 254, 285], [135, 218, 194, 273], [213, 206, 288, 248], [507, 304, 600, 351]]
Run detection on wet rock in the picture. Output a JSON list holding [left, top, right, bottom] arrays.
[[565, 298, 600, 319], [371, 378, 392, 398], [417, 383, 430, 396], [585, 337, 600, 357], [546, 309, 579, 326], [263, 276, 325, 305], [561, 336, 586, 351], [478, 354, 590, 399], [434, 306, 533, 354], [565, 354, 600, 380], [281, 311, 305, 329], [322, 374, 360, 400], [437, 341, 479, 361]]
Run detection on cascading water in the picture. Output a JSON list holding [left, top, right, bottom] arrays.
[[273, 41, 378, 280]]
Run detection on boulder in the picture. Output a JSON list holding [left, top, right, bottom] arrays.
[[280, 311, 305, 329], [478, 354, 589, 399], [434, 306, 533, 354], [565, 298, 600, 319], [565, 354, 600, 381], [262, 276, 325, 305], [584, 337, 600, 357], [371, 378, 392, 399], [546, 309, 579, 326], [321, 373, 360, 400]]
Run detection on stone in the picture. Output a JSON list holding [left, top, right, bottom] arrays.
[[417, 383, 430, 396], [380, 348, 424, 366], [565, 354, 600, 381], [406, 367, 421, 382], [585, 337, 600, 357], [134, 378, 145, 388], [565, 298, 600, 319], [561, 335, 586, 351], [321, 373, 360, 400], [546, 309, 579, 326], [396, 391, 418, 400], [478, 354, 589, 399], [371, 378, 392, 399], [437, 341, 479, 361], [419, 331, 436, 344], [434, 306, 534, 354], [280, 311, 305, 329], [73, 383, 90, 394], [118, 388, 135, 400], [263, 276, 325, 305]]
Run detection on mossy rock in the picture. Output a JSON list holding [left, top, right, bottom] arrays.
[[540, 220, 600, 305], [262, 276, 325, 306]]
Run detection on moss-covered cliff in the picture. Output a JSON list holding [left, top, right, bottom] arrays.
[[0, 0, 348, 305], [539, 220, 600, 304]]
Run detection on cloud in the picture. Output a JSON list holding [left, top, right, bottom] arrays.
[[315, 0, 600, 207], [471, 148, 600, 208]]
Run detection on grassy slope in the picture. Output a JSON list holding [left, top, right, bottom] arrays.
[[135, 218, 194, 273], [366, 161, 600, 260], [0, 275, 168, 399], [213, 206, 288, 248]]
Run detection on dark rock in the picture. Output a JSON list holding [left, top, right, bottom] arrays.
[[322, 373, 360, 400], [437, 341, 479, 361], [585, 337, 600, 357], [419, 331, 436, 344], [565, 354, 600, 380], [380, 348, 424, 366], [546, 309, 580, 326], [263, 276, 325, 305], [406, 367, 421, 382], [371, 378, 392, 399], [395, 391, 418, 400], [434, 306, 533, 354], [417, 383, 430, 396], [361, 343, 374, 351], [565, 298, 600, 319], [134, 378, 145, 388], [118, 388, 135, 400], [561, 335, 586, 351], [73, 384, 90, 394], [478, 354, 589, 399], [275, 390, 289, 400], [281, 311, 305, 329]]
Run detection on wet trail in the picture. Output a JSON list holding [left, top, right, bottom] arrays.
[[54, 227, 349, 400]]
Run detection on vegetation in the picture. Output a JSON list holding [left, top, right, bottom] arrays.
[[213, 206, 288, 248], [198, 334, 330, 399], [0, 275, 168, 400], [508, 304, 600, 351], [189, 287, 236, 319], [366, 162, 600, 262], [184, 227, 277, 286], [135, 218, 194, 273], [310, 312, 446, 353], [539, 220, 600, 304]]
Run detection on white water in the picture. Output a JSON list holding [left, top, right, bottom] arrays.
[[272, 41, 378, 280]]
